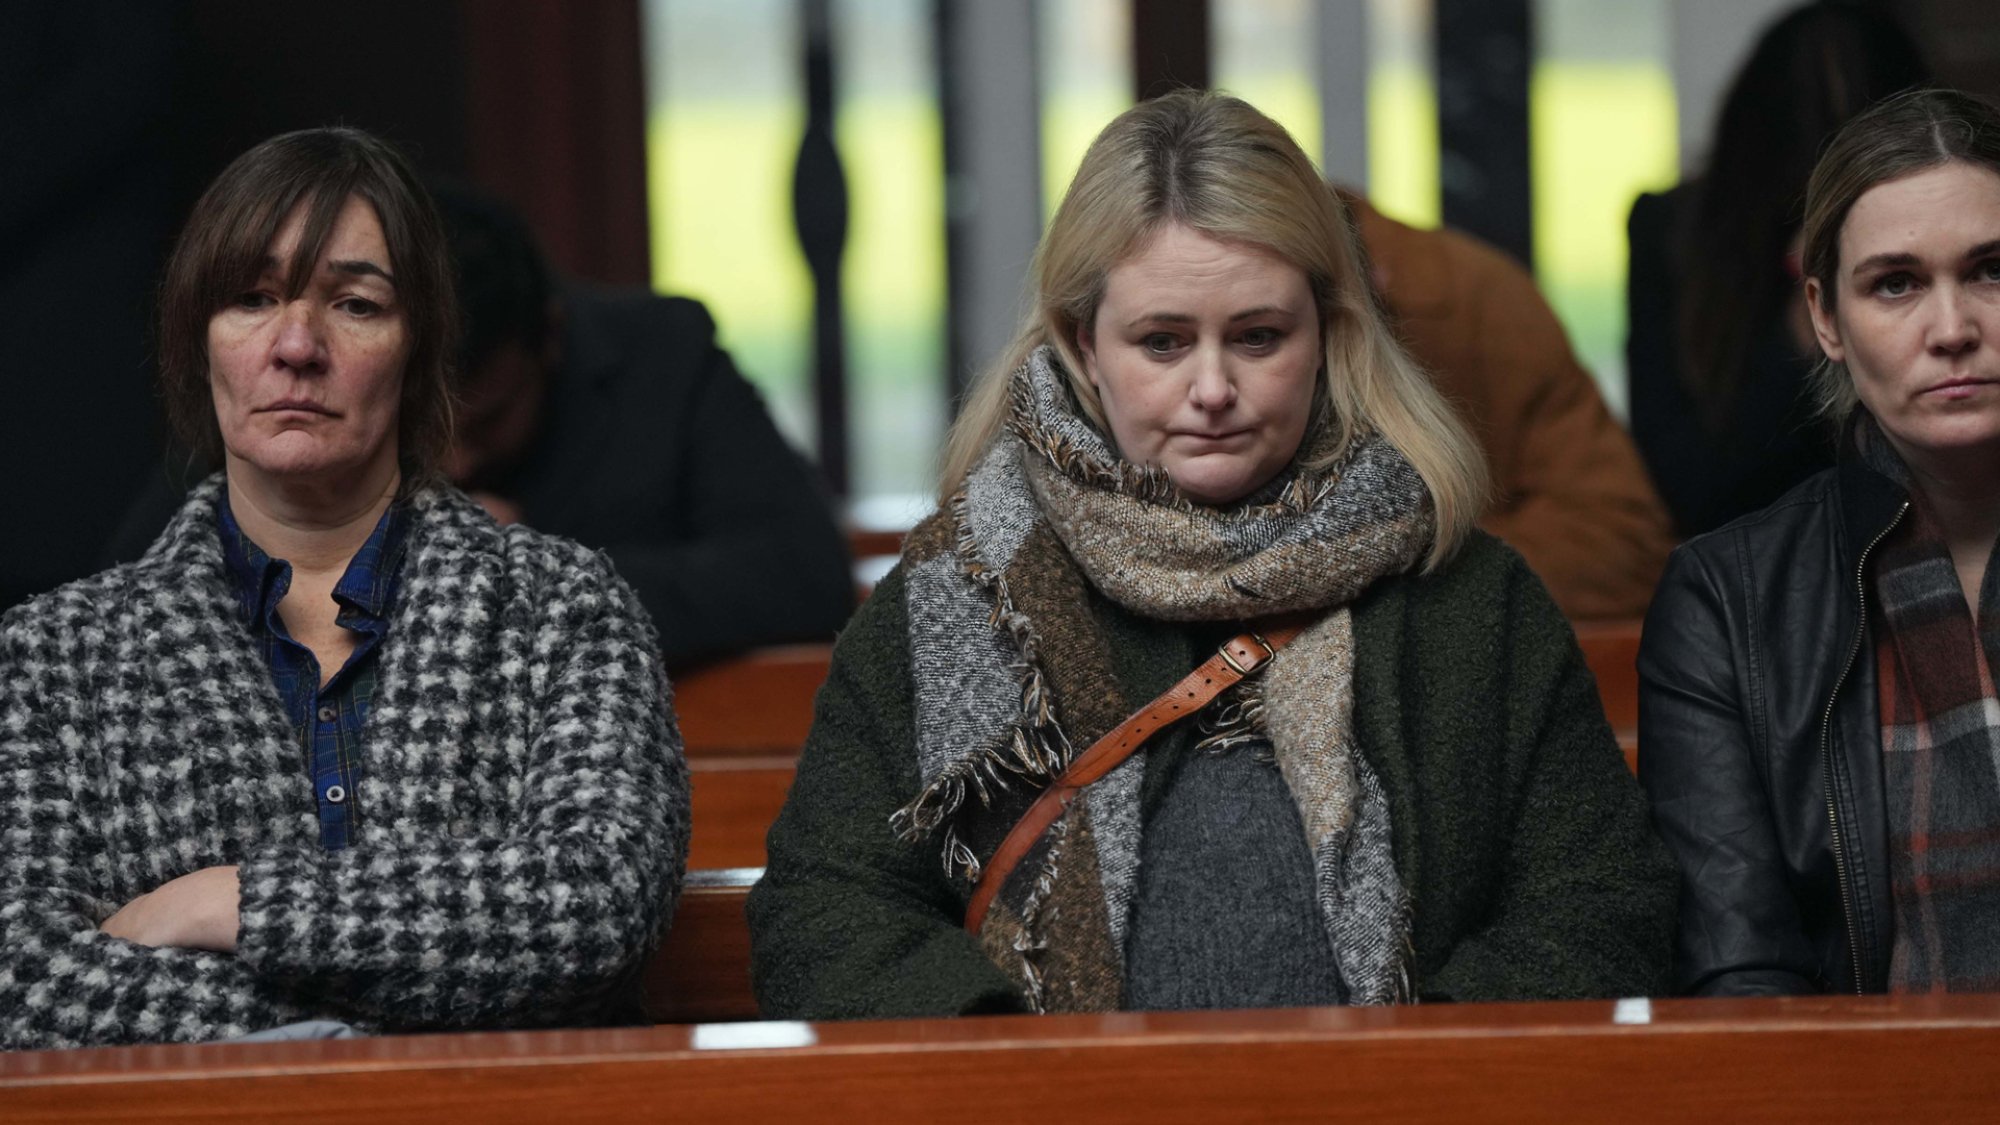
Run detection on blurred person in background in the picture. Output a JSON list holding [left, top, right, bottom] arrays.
[[0, 4, 181, 615], [1347, 190, 1675, 620], [431, 188, 853, 669], [1627, 2, 1929, 537]]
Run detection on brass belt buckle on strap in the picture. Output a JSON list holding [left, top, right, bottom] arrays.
[[1219, 630, 1276, 676]]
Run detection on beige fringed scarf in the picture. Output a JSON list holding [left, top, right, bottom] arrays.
[[891, 346, 1437, 1011]]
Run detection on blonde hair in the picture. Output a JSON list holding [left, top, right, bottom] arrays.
[[938, 89, 1486, 570]]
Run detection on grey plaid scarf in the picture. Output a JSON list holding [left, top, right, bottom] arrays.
[[892, 345, 1435, 1011], [1856, 415, 2000, 992]]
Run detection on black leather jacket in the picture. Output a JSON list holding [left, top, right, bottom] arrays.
[[1638, 457, 1908, 995]]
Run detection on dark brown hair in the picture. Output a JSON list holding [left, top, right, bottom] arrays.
[[1675, 4, 1927, 434], [1802, 88, 2000, 418], [157, 127, 457, 487]]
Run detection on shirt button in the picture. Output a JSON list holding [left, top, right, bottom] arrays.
[[325, 784, 346, 804], [317, 705, 337, 723]]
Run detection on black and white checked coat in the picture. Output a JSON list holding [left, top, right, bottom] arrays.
[[0, 478, 689, 1049]]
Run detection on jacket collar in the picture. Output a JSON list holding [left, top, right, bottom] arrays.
[[147, 474, 504, 635], [1833, 411, 1912, 576]]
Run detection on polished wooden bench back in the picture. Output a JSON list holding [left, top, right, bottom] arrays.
[[665, 612, 1648, 1015], [847, 527, 906, 561], [679, 621, 1643, 758], [1574, 618, 1641, 731], [681, 622, 1645, 868], [675, 645, 827, 757], [645, 868, 760, 1024], [688, 760, 792, 870], [10, 995, 2000, 1123]]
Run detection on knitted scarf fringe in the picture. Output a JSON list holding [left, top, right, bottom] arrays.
[[889, 486, 1076, 882], [1008, 811, 1068, 1012], [1193, 678, 1272, 759]]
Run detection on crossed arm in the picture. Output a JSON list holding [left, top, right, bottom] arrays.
[[0, 559, 689, 1048], [98, 865, 240, 951]]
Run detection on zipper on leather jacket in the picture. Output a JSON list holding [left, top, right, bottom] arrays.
[[1819, 499, 1906, 995]]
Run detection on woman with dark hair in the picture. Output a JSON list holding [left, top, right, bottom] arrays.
[[0, 128, 688, 1048], [1627, 3, 1929, 536], [1642, 89, 2000, 995], [748, 90, 1673, 1019]]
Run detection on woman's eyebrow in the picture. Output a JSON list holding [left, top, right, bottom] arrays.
[[1124, 311, 1195, 329], [253, 254, 396, 286], [1121, 306, 1295, 330], [329, 259, 397, 285], [1849, 251, 1919, 276], [1227, 305, 1289, 322], [1962, 238, 2000, 262], [1850, 240, 2000, 277]]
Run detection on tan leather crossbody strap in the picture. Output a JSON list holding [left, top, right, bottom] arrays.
[[963, 619, 1308, 934]]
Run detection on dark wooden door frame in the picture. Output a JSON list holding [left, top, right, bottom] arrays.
[[461, 0, 652, 287], [1133, 0, 1211, 101]]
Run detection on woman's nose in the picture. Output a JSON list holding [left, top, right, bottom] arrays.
[[1927, 287, 1982, 357], [271, 301, 328, 372], [1187, 347, 1238, 410]]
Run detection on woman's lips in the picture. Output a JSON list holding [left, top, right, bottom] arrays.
[[1923, 378, 1998, 399], [259, 400, 333, 414]]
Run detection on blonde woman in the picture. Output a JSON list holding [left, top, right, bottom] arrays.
[[748, 90, 1672, 1017]]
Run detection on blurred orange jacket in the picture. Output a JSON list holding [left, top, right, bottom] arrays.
[[1347, 192, 1675, 620]]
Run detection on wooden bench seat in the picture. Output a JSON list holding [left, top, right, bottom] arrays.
[[10, 994, 2000, 1123]]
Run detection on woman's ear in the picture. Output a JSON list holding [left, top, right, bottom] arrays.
[[1805, 277, 1845, 363], [1076, 319, 1100, 387]]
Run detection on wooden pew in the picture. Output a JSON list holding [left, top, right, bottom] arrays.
[[846, 527, 905, 561], [687, 761, 792, 870], [679, 620, 1645, 760], [645, 868, 760, 1024], [674, 645, 826, 758], [1574, 618, 1641, 732], [683, 719, 1636, 872], [1573, 619, 1642, 774], [679, 622, 1649, 865], [10, 995, 2000, 1123]]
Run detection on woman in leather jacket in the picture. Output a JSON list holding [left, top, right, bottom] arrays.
[[1641, 89, 2000, 996]]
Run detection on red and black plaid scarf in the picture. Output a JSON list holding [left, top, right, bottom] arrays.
[[1859, 418, 2000, 992]]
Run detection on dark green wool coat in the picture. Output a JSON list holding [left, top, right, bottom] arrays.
[[747, 532, 1675, 1018]]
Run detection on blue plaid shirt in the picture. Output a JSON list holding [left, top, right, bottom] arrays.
[[218, 492, 412, 850]]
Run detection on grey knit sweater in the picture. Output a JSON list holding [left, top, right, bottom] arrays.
[[0, 478, 689, 1050]]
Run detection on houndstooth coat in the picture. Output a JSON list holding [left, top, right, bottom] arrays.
[[0, 477, 689, 1050]]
